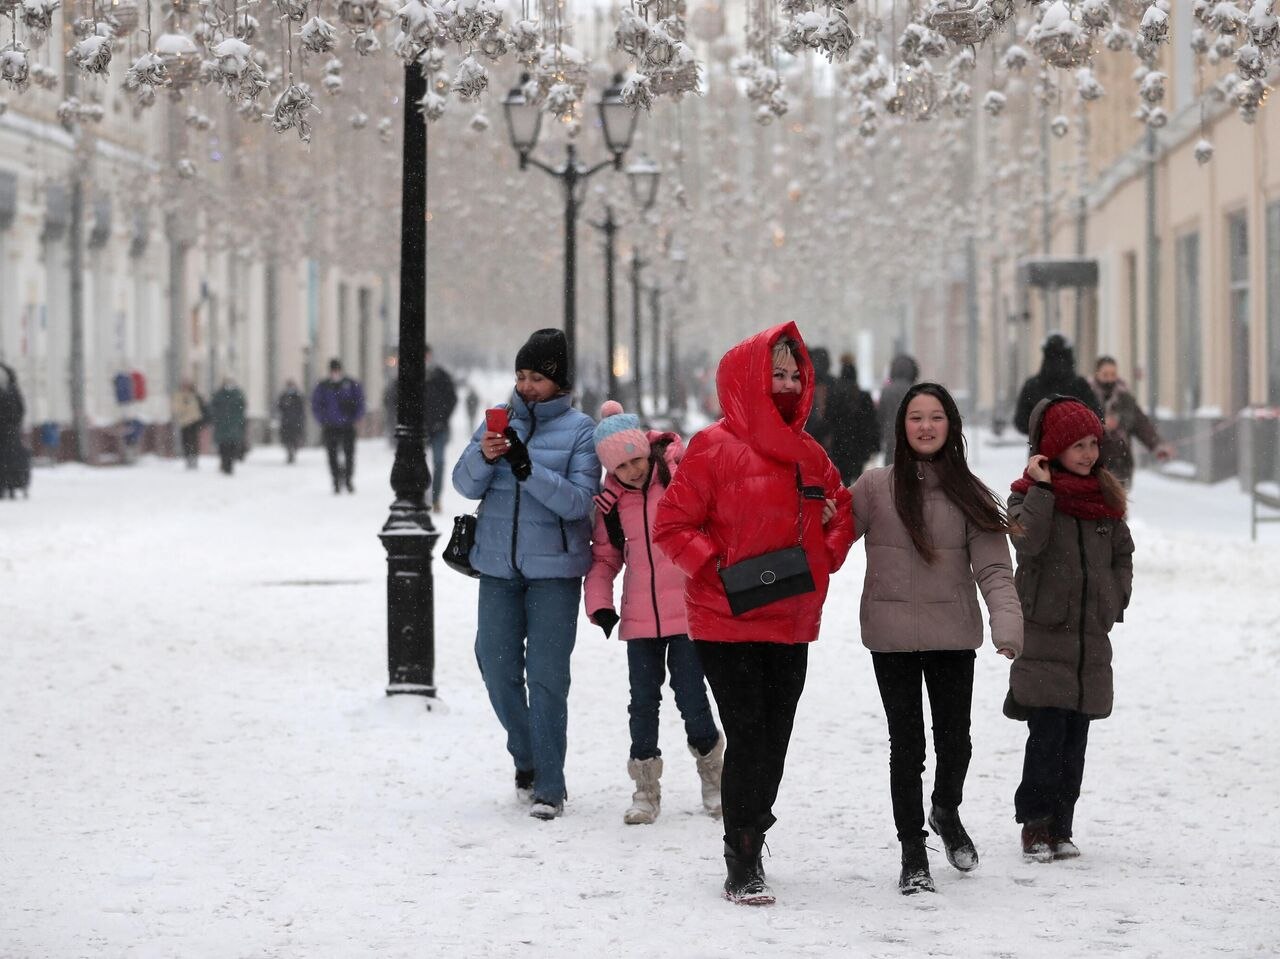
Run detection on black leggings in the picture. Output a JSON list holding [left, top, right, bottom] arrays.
[[696, 641, 808, 838], [871, 650, 975, 843]]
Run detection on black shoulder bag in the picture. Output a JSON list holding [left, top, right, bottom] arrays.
[[443, 507, 481, 578], [717, 468, 825, 616]]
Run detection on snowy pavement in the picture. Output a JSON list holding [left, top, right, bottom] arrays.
[[2, 414, 1278, 958]]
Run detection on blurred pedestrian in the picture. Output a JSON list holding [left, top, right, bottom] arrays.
[[825, 353, 880, 484], [464, 384, 480, 425], [311, 358, 365, 494], [1013, 333, 1101, 435], [423, 345, 457, 512], [210, 378, 247, 476], [171, 379, 206, 469], [1089, 356, 1173, 488], [0, 362, 30, 498], [877, 354, 919, 465], [277, 379, 306, 465], [803, 346, 834, 450]]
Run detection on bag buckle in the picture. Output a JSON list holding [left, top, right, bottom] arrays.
[[760, 570, 776, 585]]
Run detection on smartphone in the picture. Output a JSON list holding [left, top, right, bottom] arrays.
[[485, 407, 509, 434]]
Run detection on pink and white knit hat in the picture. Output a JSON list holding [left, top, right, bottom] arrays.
[[593, 400, 651, 473]]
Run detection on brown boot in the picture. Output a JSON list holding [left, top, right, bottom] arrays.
[[1021, 819, 1054, 863]]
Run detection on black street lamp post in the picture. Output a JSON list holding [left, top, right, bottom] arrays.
[[503, 76, 640, 379], [591, 205, 620, 401], [379, 63, 437, 699]]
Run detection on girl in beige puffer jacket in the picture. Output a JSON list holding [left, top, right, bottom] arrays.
[[852, 383, 1023, 895]]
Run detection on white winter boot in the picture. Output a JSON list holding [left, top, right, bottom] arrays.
[[624, 757, 663, 825], [689, 733, 725, 818]]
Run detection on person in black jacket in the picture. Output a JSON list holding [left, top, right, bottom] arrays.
[[0, 362, 29, 498], [386, 346, 458, 511], [277, 380, 306, 464], [877, 354, 919, 466], [1013, 333, 1102, 435], [825, 354, 880, 484], [803, 346, 835, 450]]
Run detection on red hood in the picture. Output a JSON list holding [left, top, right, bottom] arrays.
[[715, 322, 815, 466]]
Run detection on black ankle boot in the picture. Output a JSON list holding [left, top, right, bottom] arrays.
[[899, 839, 935, 895], [723, 828, 774, 905], [928, 804, 979, 872]]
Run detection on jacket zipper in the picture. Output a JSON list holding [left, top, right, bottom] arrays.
[[641, 479, 663, 640], [510, 410, 538, 571], [1074, 517, 1088, 712]]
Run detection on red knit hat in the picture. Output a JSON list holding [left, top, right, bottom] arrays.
[[1037, 398, 1103, 461]]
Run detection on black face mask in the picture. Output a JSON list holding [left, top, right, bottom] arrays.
[[1098, 381, 1117, 399]]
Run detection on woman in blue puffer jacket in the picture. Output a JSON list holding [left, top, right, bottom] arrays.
[[452, 329, 600, 821]]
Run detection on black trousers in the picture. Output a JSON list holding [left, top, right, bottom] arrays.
[[871, 650, 975, 843], [1014, 707, 1091, 838], [180, 424, 201, 464], [696, 640, 808, 839], [218, 442, 238, 475], [323, 426, 356, 485]]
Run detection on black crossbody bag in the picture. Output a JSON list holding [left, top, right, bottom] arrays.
[[717, 468, 824, 616], [443, 509, 481, 578]]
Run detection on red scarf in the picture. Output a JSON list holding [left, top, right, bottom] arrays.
[[1010, 469, 1125, 521]]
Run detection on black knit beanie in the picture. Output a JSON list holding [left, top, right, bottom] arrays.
[[515, 328, 571, 390]]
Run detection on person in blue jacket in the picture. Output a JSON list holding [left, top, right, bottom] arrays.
[[452, 329, 600, 821]]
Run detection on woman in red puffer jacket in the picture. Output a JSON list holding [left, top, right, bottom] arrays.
[[653, 322, 854, 906]]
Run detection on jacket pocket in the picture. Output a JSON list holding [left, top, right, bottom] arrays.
[[1018, 562, 1070, 627]]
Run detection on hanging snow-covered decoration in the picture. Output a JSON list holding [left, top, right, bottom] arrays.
[[69, 34, 113, 75], [156, 33, 201, 91], [20, 0, 59, 46], [1028, 2, 1092, 69], [268, 83, 319, 141], [1249, 0, 1279, 49], [1002, 43, 1029, 71], [377, 115, 393, 141], [614, 4, 700, 106], [418, 88, 446, 119], [925, 0, 995, 47], [898, 22, 947, 67], [1138, 70, 1166, 104], [394, 0, 439, 62], [275, 0, 309, 23], [1195, 138, 1214, 165], [447, 0, 503, 43], [213, 37, 269, 102], [29, 61, 56, 89], [451, 54, 488, 100], [1079, 0, 1111, 30], [469, 111, 489, 132], [1050, 113, 1069, 136], [1076, 66, 1104, 100], [885, 64, 938, 121], [176, 158, 197, 179], [1231, 76, 1268, 123], [1135, 103, 1167, 126], [1235, 43, 1267, 79], [0, 45, 30, 92], [1139, 3, 1170, 44], [109, 0, 141, 36], [350, 110, 368, 128], [477, 29, 509, 61], [125, 52, 169, 93], [353, 29, 380, 56], [300, 17, 337, 54], [780, 1, 857, 62], [1103, 24, 1131, 51], [338, 0, 380, 29], [511, 19, 540, 63], [983, 89, 1006, 115]]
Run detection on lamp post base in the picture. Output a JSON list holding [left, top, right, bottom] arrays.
[[379, 493, 439, 698]]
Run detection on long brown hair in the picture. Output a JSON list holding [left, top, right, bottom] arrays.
[[892, 382, 1014, 563]]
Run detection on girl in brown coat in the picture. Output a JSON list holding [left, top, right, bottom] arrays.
[[852, 383, 1023, 895], [1006, 397, 1134, 863]]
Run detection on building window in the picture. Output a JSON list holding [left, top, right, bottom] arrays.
[[1228, 211, 1250, 412], [1267, 201, 1280, 405], [1175, 232, 1201, 415]]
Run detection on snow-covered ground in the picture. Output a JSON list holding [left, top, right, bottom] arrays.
[[3, 392, 1278, 958]]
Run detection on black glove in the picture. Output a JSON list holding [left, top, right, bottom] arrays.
[[502, 427, 532, 482], [592, 609, 620, 639]]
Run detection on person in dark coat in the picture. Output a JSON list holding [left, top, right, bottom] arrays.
[[1013, 333, 1102, 435], [877, 354, 918, 466], [1005, 397, 1134, 863], [803, 346, 835, 451], [1089, 357, 1173, 488], [311, 358, 366, 493], [277, 380, 306, 464], [824, 353, 880, 485], [0, 362, 30, 498], [423, 345, 457, 512], [210, 378, 247, 476]]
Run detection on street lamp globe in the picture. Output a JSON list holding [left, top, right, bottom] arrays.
[[502, 74, 542, 166], [599, 73, 640, 165], [627, 154, 661, 212]]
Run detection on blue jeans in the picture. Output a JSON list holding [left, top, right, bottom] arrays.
[[428, 430, 448, 505], [627, 636, 719, 760], [474, 574, 581, 803]]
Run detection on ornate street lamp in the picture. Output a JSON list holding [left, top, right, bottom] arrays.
[[504, 74, 641, 381]]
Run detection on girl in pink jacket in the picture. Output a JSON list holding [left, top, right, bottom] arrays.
[[586, 402, 724, 825]]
